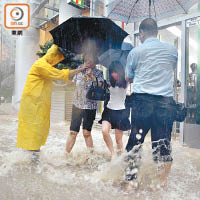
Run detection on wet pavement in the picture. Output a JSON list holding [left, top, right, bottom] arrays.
[[0, 103, 200, 200]]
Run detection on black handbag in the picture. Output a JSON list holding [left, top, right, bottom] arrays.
[[174, 103, 188, 122], [86, 78, 109, 101]]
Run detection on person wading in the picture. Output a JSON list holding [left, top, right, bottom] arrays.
[[125, 18, 178, 188]]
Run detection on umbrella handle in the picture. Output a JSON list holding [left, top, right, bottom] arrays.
[[91, 77, 100, 87], [149, 0, 152, 18], [93, 77, 99, 86]]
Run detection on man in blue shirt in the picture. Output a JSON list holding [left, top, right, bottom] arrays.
[[125, 18, 178, 187]]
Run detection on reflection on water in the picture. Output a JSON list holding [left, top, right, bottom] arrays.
[[0, 110, 200, 200]]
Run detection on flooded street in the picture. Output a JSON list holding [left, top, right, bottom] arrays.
[[0, 104, 200, 200], [1, 0, 200, 199]]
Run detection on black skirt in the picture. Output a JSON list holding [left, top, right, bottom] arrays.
[[99, 107, 131, 131]]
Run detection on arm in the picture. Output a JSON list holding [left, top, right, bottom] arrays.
[[35, 61, 70, 82], [69, 67, 87, 78], [125, 50, 137, 83], [36, 61, 87, 82], [126, 78, 133, 83]]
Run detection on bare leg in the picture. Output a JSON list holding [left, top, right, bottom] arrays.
[[83, 129, 94, 150], [115, 129, 123, 155], [66, 131, 78, 153], [102, 121, 114, 157]]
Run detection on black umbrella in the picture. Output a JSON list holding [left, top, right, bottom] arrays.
[[50, 16, 128, 54]]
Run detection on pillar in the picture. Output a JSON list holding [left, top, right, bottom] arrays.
[[197, 0, 200, 124], [12, 27, 39, 110]]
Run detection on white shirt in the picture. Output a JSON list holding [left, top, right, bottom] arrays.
[[107, 86, 127, 110]]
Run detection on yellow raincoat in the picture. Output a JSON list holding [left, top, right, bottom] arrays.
[[17, 44, 69, 150]]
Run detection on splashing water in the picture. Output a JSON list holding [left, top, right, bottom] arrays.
[[0, 106, 200, 200]]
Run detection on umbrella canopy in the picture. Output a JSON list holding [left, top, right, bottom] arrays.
[[107, 0, 197, 23], [50, 16, 128, 54], [99, 42, 134, 68]]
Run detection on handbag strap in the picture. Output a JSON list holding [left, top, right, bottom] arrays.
[[93, 77, 105, 88], [92, 77, 99, 87], [96, 77, 99, 86]]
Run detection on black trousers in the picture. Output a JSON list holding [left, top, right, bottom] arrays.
[[70, 105, 96, 132], [125, 93, 176, 181]]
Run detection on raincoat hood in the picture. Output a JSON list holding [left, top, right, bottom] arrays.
[[43, 44, 64, 66]]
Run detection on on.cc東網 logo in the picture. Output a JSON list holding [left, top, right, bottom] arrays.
[[4, 3, 30, 29]]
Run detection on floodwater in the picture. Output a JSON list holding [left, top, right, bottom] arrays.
[[0, 104, 200, 200]]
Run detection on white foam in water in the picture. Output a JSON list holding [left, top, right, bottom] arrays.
[[0, 116, 200, 200], [90, 154, 126, 183], [0, 150, 33, 176]]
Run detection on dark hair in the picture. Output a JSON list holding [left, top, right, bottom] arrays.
[[109, 61, 127, 89], [139, 18, 158, 36]]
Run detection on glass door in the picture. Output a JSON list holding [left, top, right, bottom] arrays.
[[158, 24, 182, 135], [183, 18, 200, 149], [185, 22, 200, 124]]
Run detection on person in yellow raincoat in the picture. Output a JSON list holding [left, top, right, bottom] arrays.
[[17, 44, 87, 151]]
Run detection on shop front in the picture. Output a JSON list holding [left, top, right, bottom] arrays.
[[183, 16, 200, 148]]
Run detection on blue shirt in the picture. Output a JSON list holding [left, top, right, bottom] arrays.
[[126, 38, 178, 97]]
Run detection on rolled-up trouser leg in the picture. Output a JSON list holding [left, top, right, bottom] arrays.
[[125, 121, 150, 181], [124, 143, 142, 181], [151, 103, 174, 163]]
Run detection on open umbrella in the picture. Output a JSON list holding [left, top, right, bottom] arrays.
[[98, 42, 134, 68], [107, 0, 197, 23], [50, 16, 128, 54]]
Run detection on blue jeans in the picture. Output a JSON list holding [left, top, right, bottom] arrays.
[[125, 93, 176, 181]]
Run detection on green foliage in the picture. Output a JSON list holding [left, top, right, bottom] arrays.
[[36, 41, 54, 58], [36, 40, 83, 69]]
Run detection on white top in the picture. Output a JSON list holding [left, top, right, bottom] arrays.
[[107, 86, 127, 110]]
